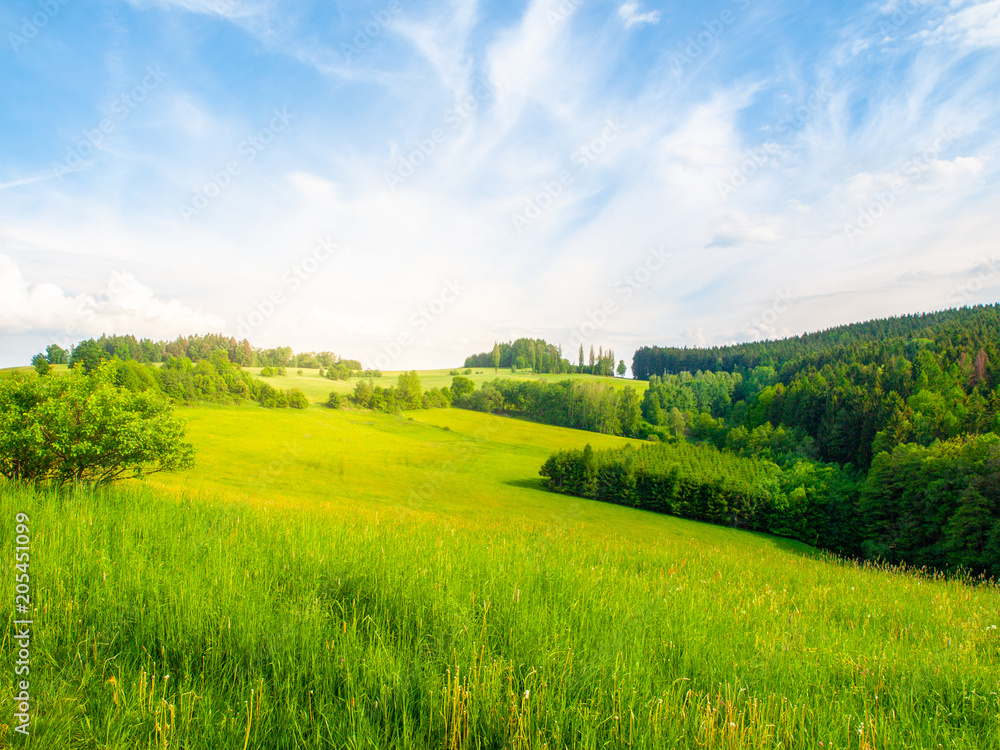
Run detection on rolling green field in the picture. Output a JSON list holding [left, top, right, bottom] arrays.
[[258, 367, 643, 405], [2, 402, 1000, 748]]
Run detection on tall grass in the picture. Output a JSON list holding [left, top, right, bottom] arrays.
[[3, 476, 999, 749]]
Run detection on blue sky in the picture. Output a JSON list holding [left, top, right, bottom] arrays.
[[1, 0, 999, 370]]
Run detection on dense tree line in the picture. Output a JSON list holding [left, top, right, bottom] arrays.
[[37, 334, 359, 372], [540, 441, 860, 556], [465, 338, 573, 373], [632, 304, 1000, 383], [862, 434, 1000, 576], [453, 378, 644, 437], [633, 306, 1000, 470], [103, 351, 308, 409], [465, 338, 622, 376], [578, 303, 1000, 578], [540, 432, 1000, 578], [345, 371, 451, 413]]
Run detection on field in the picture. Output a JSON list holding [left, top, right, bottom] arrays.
[[2, 399, 1000, 748], [261, 368, 643, 405]]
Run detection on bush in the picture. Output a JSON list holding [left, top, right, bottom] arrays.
[[325, 392, 342, 409], [0, 364, 195, 485], [286, 388, 309, 409]]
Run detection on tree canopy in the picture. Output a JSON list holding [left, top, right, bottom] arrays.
[[0, 365, 195, 485]]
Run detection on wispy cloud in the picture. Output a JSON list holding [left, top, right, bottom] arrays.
[[917, 0, 1000, 50], [618, 1, 662, 30], [0, 0, 999, 366]]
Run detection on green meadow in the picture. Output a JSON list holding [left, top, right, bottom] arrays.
[[2, 393, 1000, 748], [261, 368, 642, 405]]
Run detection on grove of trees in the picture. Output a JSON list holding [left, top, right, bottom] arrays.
[[464, 338, 620, 376]]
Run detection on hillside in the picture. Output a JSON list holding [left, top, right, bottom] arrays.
[[3, 402, 998, 748], [633, 304, 1000, 382]]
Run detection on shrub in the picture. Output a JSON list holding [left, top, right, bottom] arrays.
[[286, 388, 309, 409], [0, 365, 195, 485]]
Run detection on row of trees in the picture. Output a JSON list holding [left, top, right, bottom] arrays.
[[33, 334, 359, 372], [86, 352, 309, 409], [539, 441, 860, 555], [453, 378, 644, 437], [464, 338, 626, 377], [344, 372, 454, 413], [465, 338, 573, 373], [632, 304, 1000, 387], [539, 432, 1000, 578]]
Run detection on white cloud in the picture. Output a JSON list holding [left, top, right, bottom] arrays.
[[618, 1, 662, 30], [917, 156, 984, 191], [0, 255, 226, 340], [918, 0, 1000, 49], [123, 0, 261, 20], [709, 211, 784, 247]]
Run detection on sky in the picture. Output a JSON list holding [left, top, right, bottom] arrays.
[[1, 0, 999, 371]]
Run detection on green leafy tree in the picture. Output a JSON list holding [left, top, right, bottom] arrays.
[[617, 359, 626, 377], [0, 365, 195, 485], [450, 376, 475, 400], [71, 339, 107, 374], [31, 354, 51, 375], [45, 344, 68, 365], [396, 371, 423, 410], [351, 379, 375, 409]]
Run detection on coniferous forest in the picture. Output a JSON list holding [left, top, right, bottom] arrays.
[[541, 305, 1000, 579]]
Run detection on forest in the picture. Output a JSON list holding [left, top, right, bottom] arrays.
[[535, 304, 1000, 579], [453, 377, 643, 436], [34, 333, 360, 372]]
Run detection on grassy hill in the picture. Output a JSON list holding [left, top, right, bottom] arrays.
[[261, 367, 642, 405], [2, 402, 999, 748]]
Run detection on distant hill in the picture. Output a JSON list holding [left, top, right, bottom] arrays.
[[633, 303, 1000, 387]]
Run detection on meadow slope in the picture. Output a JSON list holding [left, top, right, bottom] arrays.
[[1, 404, 998, 749]]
